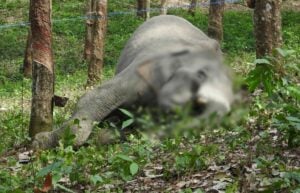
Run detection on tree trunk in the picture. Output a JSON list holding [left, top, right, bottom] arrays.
[[208, 0, 225, 43], [188, 0, 198, 16], [23, 29, 32, 78], [137, 0, 146, 18], [160, 0, 167, 15], [246, 0, 255, 9], [146, 0, 151, 20], [87, 0, 107, 86], [84, 0, 94, 61], [29, 0, 54, 138], [254, 0, 282, 58]]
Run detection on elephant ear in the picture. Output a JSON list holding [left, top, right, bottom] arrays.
[[137, 50, 189, 93]]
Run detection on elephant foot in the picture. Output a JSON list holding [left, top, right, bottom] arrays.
[[32, 131, 58, 150], [31, 119, 95, 150], [95, 129, 120, 145]]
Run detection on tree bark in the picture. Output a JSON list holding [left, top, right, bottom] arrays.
[[137, 0, 146, 18], [84, 0, 94, 61], [246, 0, 255, 9], [208, 0, 225, 44], [29, 0, 54, 138], [189, 0, 198, 16], [23, 29, 32, 78], [160, 0, 167, 15], [146, 0, 151, 20], [87, 0, 107, 86], [137, 0, 150, 20], [254, 0, 282, 58]]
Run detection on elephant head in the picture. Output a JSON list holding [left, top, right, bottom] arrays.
[[136, 49, 233, 116]]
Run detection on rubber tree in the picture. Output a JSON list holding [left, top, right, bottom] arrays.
[[137, 0, 150, 20], [188, 0, 198, 16], [87, 0, 107, 86], [253, 0, 282, 58], [246, 0, 255, 8], [160, 0, 167, 15], [146, 0, 151, 20], [137, 0, 146, 18], [23, 29, 32, 78], [29, 0, 54, 138], [208, 0, 225, 43], [84, 0, 94, 61]]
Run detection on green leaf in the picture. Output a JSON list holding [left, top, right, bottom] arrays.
[[90, 174, 103, 185], [254, 58, 270, 65], [7, 189, 25, 193], [116, 154, 133, 162], [262, 70, 274, 95], [292, 188, 300, 193], [37, 161, 63, 177], [62, 127, 76, 147], [129, 162, 139, 175], [286, 117, 300, 130], [286, 116, 300, 123], [73, 118, 80, 125], [122, 119, 134, 129], [247, 77, 261, 92], [194, 189, 204, 193], [119, 108, 134, 118], [55, 183, 76, 193], [226, 181, 238, 193], [247, 63, 274, 95], [246, 66, 264, 92], [288, 86, 300, 100], [284, 171, 300, 183], [275, 48, 295, 57]]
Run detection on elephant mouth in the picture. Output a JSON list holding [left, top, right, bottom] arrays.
[[190, 97, 207, 116], [197, 81, 232, 114]]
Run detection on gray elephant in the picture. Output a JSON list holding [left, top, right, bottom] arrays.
[[33, 15, 234, 149]]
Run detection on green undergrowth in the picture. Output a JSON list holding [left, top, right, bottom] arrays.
[[0, 1, 300, 192]]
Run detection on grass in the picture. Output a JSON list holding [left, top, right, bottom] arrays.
[[0, 0, 299, 192]]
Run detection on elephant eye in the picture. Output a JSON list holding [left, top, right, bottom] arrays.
[[190, 70, 207, 92], [196, 70, 206, 80]]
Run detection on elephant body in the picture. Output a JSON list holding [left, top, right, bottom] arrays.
[[33, 15, 234, 149], [116, 15, 219, 74]]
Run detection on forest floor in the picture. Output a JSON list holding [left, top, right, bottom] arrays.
[[0, 0, 299, 192]]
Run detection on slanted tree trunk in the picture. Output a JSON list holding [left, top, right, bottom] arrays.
[[29, 0, 54, 138], [208, 0, 225, 43], [160, 0, 167, 15], [23, 29, 32, 78], [254, 0, 282, 58], [87, 0, 107, 86], [189, 0, 198, 16], [137, 0, 146, 18], [84, 0, 94, 61]]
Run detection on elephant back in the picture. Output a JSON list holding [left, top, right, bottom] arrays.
[[115, 15, 219, 74]]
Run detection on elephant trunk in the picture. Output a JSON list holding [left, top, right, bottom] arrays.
[[33, 73, 138, 149]]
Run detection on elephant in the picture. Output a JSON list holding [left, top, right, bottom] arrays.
[[33, 15, 234, 149]]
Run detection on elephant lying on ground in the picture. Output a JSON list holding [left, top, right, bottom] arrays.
[[33, 15, 234, 149]]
